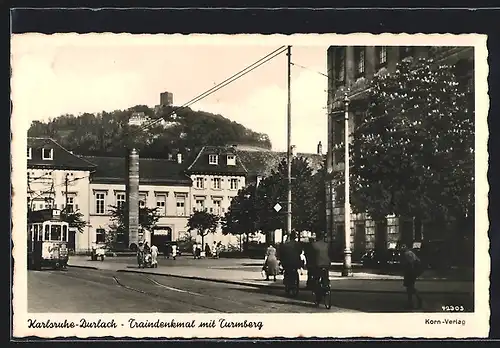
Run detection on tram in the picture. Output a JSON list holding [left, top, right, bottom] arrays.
[[27, 209, 69, 270]]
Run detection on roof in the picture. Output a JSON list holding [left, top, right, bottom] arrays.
[[27, 137, 97, 171], [186, 145, 248, 175], [82, 156, 192, 186], [236, 150, 325, 177], [186, 145, 324, 177]]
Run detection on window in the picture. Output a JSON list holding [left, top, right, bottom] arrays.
[[44, 225, 50, 240], [116, 193, 126, 208], [230, 178, 239, 190], [195, 199, 205, 212], [378, 46, 388, 66], [335, 184, 345, 206], [213, 177, 221, 189], [96, 228, 106, 244], [227, 155, 236, 166], [212, 199, 222, 215], [27, 148, 32, 159], [139, 194, 147, 208], [176, 195, 186, 216], [62, 225, 68, 242], [65, 196, 75, 213], [355, 47, 365, 76], [195, 177, 204, 189], [335, 49, 345, 83], [95, 192, 106, 214], [42, 148, 53, 160], [156, 194, 167, 215], [334, 120, 345, 164], [51, 224, 62, 241], [209, 154, 218, 165]]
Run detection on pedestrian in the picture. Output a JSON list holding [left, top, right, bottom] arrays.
[[212, 241, 218, 259], [196, 243, 202, 259], [279, 232, 302, 286], [192, 243, 197, 259], [150, 243, 159, 268], [299, 249, 307, 275], [263, 243, 280, 281], [205, 243, 212, 258], [171, 243, 177, 260], [400, 244, 424, 310], [137, 241, 145, 268]]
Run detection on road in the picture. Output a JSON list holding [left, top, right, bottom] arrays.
[[27, 268, 474, 313]]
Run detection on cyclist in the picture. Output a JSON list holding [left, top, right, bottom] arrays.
[[279, 230, 302, 289], [309, 231, 331, 299]]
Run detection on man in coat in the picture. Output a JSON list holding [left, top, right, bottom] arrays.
[[279, 231, 302, 286], [309, 231, 331, 290]]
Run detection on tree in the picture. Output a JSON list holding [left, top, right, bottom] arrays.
[[107, 204, 161, 250], [251, 157, 326, 238], [186, 211, 219, 246], [60, 210, 87, 233], [221, 184, 259, 250], [342, 57, 474, 231], [27, 105, 272, 159]]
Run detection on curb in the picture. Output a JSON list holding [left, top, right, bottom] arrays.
[[115, 269, 472, 295], [68, 264, 99, 270]]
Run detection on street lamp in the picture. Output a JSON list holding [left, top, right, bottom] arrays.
[[342, 92, 352, 277]]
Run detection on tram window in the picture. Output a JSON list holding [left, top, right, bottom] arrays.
[[37, 224, 42, 241], [62, 225, 68, 242], [51, 225, 62, 241], [44, 225, 50, 240]]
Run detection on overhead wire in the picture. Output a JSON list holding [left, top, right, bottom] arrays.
[[127, 46, 288, 138]]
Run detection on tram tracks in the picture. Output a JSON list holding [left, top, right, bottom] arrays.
[[111, 275, 231, 313]]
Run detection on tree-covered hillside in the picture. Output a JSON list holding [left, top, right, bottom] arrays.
[[28, 105, 272, 160]]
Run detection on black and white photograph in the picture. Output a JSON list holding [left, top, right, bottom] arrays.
[[11, 34, 488, 338]]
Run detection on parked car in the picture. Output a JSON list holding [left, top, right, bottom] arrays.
[[361, 248, 401, 268]]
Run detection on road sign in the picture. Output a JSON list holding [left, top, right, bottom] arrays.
[[273, 203, 282, 212]]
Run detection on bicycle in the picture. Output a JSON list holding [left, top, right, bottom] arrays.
[[312, 267, 332, 309], [283, 268, 299, 298]]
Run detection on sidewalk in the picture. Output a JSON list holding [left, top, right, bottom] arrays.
[[68, 256, 474, 295]]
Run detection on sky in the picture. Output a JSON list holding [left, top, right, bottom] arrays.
[[11, 34, 329, 154]]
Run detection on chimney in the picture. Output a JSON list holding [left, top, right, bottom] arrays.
[[177, 153, 182, 164], [317, 141, 323, 155], [126, 148, 140, 250]]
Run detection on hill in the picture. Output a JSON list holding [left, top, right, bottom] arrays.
[[27, 105, 272, 160]]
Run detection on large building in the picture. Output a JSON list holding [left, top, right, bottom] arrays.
[[27, 138, 97, 251], [325, 46, 474, 258], [27, 138, 324, 253]]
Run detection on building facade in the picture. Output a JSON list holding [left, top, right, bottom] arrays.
[[325, 46, 474, 258], [84, 155, 192, 252], [27, 138, 324, 252], [27, 138, 96, 252]]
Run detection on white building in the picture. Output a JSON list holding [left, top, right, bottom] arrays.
[[83, 155, 192, 251], [27, 138, 96, 252]]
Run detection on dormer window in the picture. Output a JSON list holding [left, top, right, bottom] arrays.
[[227, 155, 236, 166], [209, 154, 218, 165], [27, 148, 32, 160], [42, 148, 53, 160]]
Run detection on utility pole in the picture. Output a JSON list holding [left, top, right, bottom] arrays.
[[64, 173, 69, 213], [342, 92, 352, 277], [286, 45, 292, 240]]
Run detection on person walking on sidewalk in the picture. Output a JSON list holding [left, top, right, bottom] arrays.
[[400, 244, 423, 310], [171, 243, 177, 260], [263, 244, 279, 281], [150, 243, 159, 268]]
